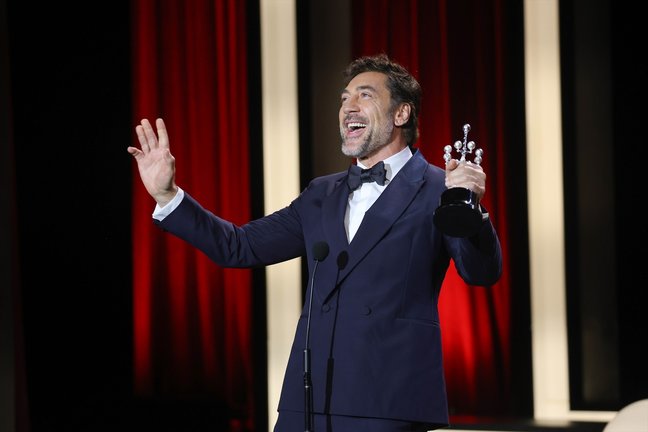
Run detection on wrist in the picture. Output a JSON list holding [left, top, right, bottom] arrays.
[[155, 186, 179, 208]]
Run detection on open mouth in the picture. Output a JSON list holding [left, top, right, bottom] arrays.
[[346, 121, 367, 138]]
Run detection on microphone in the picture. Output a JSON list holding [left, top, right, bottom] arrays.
[[336, 250, 349, 271], [312, 241, 330, 263], [304, 241, 329, 432]]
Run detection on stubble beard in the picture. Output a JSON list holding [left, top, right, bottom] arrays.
[[340, 122, 394, 160]]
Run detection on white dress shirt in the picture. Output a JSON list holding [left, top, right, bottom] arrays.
[[152, 188, 184, 221], [345, 146, 412, 242]]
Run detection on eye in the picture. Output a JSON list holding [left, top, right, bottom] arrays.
[[360, 91, 372, 99]]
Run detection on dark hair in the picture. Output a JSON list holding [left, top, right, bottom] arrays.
[[342, 53, 422, 146]]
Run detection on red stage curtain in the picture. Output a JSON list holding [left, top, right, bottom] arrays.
[[351, 0, 513, 416], [130, 1, 254, 430]]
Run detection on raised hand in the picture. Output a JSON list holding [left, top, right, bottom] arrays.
[[128, 118, 179, 207]]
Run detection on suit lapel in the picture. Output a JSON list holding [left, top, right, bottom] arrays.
[[316, 176, 353, 302], [321, 177, 350, 253], [318, 151, 429, 301]]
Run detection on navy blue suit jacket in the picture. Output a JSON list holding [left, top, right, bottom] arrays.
[[155, 149, 502, 426]]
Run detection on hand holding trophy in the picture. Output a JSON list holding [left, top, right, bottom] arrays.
[[433, 123, 485, 237]]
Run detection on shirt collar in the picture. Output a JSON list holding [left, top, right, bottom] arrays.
[[357, 146, 413, 183]]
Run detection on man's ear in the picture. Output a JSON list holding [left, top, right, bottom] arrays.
[[394, 103, 411, 126]]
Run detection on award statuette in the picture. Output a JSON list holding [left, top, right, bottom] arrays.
[[433, 123, 485, 237]]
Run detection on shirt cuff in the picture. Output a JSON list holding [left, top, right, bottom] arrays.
[[152, 187, 185, 221], [480, 204, 490, 222]]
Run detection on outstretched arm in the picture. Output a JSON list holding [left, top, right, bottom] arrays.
[[127, 118, 179, 207]]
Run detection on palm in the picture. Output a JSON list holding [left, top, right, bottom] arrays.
[[137, 145, 174, 196], [128, 118, 178, 204]]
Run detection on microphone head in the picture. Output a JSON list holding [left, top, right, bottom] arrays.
[[336, 251, 349, 270], [312, 241, 330, 261]]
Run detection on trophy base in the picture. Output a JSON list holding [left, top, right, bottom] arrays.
[[433, 188, 483, 238]]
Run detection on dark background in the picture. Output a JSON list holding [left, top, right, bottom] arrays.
[[5, 1, 136, 430]]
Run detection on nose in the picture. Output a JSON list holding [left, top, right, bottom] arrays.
[[342, 96, 359, 114]]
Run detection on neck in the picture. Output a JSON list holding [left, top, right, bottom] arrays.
[[357, 140, 407, 168]]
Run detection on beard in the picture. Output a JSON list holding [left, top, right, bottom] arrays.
[[340, 120, 394, 159]]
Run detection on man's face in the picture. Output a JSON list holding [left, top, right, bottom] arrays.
[[339, 71, 396, 159]]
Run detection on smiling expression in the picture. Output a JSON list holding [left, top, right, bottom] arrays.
[[339, 71, 400, 161]]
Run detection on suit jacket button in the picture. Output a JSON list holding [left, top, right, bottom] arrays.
[[361, 306, 371, 315], [322, 304, 331, 312]]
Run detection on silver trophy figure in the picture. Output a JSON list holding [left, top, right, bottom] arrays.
[[444, 123, 483, 165], [433, 123, 485, 237]]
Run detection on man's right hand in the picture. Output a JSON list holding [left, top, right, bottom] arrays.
[[128, 118, 179, 207], [444, 158, 486, 202]]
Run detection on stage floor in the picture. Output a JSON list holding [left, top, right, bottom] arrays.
[[447, 418, 607, 432]]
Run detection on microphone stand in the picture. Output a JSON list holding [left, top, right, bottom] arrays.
[[303, 258, 318, 432], [304, 242, 328, 432]]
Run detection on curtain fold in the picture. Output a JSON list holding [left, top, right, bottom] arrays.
[[352, 0, 514, 416], [131, 1, 254, 429]]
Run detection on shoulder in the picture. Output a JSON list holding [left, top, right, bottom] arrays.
[[304, 170, 348, 193], [404, 148, 445, 182]]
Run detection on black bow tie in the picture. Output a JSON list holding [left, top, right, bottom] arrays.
[[347, 161, 387, 191]]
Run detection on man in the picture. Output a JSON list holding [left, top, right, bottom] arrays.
[[128, 54, 502, 432]]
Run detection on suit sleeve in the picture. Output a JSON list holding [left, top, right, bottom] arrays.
[[444, 219, 503, 286], [154, 192, 306, 268]]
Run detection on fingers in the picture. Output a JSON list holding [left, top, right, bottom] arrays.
[[141, 118, 159, 151], [127, 146, 142, 158], [134, 118, 155, 154], [445, 158, 459, 172], [156, 118, 169, 149], [445, 160, 486, 192], [133, 118, 169, 155]]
